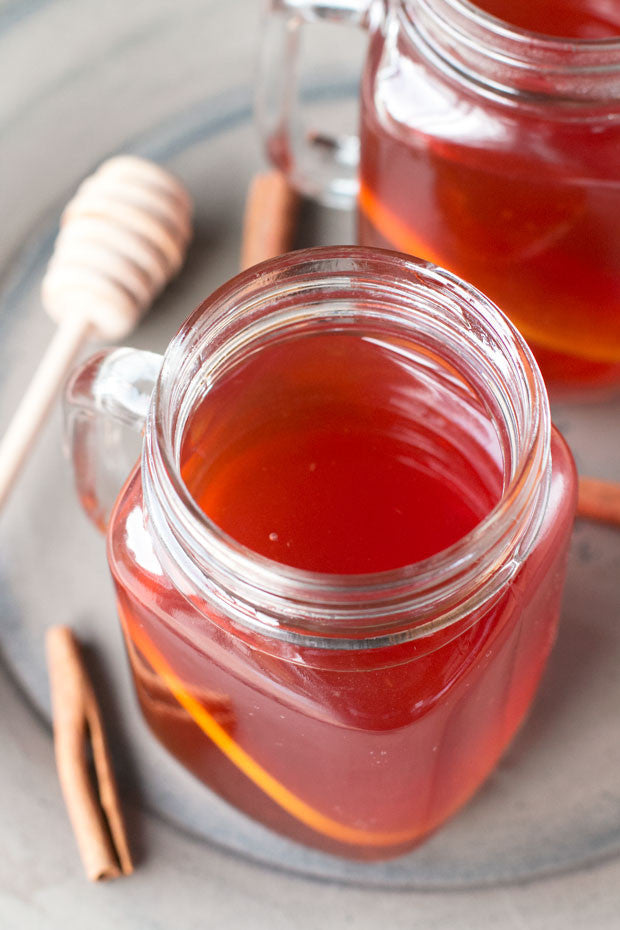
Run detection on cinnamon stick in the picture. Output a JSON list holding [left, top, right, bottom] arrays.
[[577, 476, 620, 527], [46, 626, 133, 881], [240, 170, 300, 270]]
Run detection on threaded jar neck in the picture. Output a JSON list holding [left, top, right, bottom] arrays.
[[142, 247, 551, 649], [400, 0, 620, 105]]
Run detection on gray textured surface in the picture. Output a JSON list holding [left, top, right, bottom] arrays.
[[1, 0, 620, 925]]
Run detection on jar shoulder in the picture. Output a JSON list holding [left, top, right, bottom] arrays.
[[535, 424, 577, 556], [549, 424, 578, 518], [362, 18, 620, 159], [107, 464, 173, 601]]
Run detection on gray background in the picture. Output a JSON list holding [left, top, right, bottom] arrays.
[[1, 1, 620, 926]]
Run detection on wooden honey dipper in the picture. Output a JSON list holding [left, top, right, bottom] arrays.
[[0, 155, 193, 510]]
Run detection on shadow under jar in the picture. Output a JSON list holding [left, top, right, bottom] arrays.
[[65, 248, 576, 860]]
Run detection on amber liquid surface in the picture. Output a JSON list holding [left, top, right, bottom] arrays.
[[180, 331, 501, 572], [110, 330, 576, 859], [473, 0, 620, 37], [359, 0, 620, 388]]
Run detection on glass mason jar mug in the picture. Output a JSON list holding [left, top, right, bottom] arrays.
[[65, 248, 576, 860], [258, 0, 620, 388]]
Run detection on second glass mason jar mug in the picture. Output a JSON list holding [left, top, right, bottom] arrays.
[[65, 248, 577, 860], [258, 0, 620, 389]]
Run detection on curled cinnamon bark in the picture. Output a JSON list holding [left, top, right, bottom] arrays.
[[577, 476, 620, 527], [46, 626, 133, 881], [240, 170, 300, 270]]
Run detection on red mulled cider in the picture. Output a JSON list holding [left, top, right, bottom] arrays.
[[180, 332, 501, 573], [472, 0, 620, 38], [358, 0, 620, 388], [81, 250, 577, 860]]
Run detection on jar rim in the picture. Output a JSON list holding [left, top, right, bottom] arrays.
[[401, 0, 620, 105], [435, 0, 620, 47], [142, 247, 551, 647]]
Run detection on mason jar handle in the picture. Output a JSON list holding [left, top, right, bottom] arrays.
[[64, 347, 163, 532], [257, 0, 377, 209]]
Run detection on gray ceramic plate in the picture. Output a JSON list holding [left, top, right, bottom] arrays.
[[1, 0, 619, 896]]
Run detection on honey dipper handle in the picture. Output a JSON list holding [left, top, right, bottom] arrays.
[[0, 314, 91, 511]]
